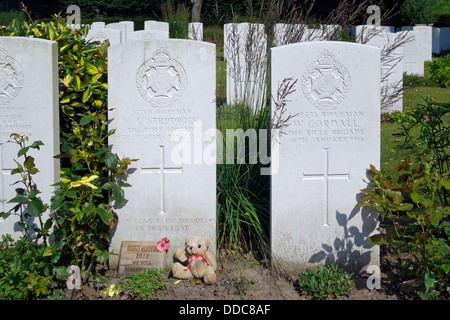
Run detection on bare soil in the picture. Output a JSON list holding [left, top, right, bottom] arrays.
[[68, 245, 414, 301]]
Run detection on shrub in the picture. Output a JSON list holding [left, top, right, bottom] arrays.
[[297, 264, 354, 299], [357, 162, 450, 299], [1, 14, 133, 283], [0, 135, 63, 300], [429, 54, 450, 88]]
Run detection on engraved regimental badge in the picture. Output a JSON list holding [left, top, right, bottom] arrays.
[[301, 50, 351, 110], [0, 48, 24, 105], [136, 49, 187, 107]]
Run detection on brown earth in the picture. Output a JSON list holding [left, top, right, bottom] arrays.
[[67, 245, 414, 301]]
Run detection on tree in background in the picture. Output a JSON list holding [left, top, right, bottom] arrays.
[[400, 0, 439, 25]]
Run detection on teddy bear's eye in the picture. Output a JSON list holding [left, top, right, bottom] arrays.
[[198, 244, 201, 248]]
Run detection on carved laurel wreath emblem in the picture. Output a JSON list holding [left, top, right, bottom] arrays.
[[136, 49, 187, 107], [0, 48, 24, 105], [301, 50, 351, 110]]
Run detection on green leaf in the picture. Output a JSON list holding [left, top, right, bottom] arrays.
[[113, 186, 124, 207], [17, 146, 29, 157], [24, 156, 35, 169], [430, 208, 444, 225], [398, 203, 414, 211], [8, 196, 28, 204], [101, 181, 116, 190], [96, 205, 112, 225], [439, 179, 450, 190], [367, 234, 386, 245], [27, 198, 45, 217], [82, 85, 93, 103], [50, 195, 65, 211], [85, 63, 100, 75], [104, 152, 118, 169], [410, 190, 422, 203], [425, 271, 436, 291], [30, 141, 44, 149], [80, 116, 91, 125]]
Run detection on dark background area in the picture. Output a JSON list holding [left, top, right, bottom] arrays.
[[0, 0, 405, 24], [0, 0, 448, 26]]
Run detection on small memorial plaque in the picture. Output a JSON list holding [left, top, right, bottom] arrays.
[[117, 241, 165, 277]]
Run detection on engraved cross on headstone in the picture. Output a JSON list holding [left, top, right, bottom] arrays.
[[302, 148, 350, 226], [141, 145, 183, 215], [404, 56, 417, 74]]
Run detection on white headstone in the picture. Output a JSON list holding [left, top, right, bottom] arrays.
[[120, 21, 135, 42], [106, 23, 126, 43], [432, 27, 440, 54], [357, 27, 404, 112], [270, 41, 380, 272], [188, 23, 203, 41], [108, 39, 217, 268], [144, 20, 170, 36], [0, 37, 59, 239], [224, 23, 267, 110], [401, 26, 432, 76], [85, 28, 122, 46], [440, 27, 450, 52], [273, 23, 307, 46], [128, 30, 169, 42]]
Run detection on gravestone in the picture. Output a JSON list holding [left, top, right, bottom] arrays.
[[273, 24, 308, 46], [440, 27, 450, 53], [0, 37, 59, 239], [128, 30, 169, 42], [144, 20, 170, 37], [188, 23, 203, 41], [270, 41, 380, 272], [85, 27, 121, 46], [108, 39, 216, 268], [224, 23, 267, 110], [106, 23, 126, 43], [357, 27, 404, 112], [432, 27, 440, 54], [401, 26, 432, 76]]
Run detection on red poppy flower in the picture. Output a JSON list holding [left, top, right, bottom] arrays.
[[157, 237, 170, 252]]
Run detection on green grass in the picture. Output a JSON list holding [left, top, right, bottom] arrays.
[[380, 82, 450, 175]]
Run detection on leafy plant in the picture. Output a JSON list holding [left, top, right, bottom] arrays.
[[119, 268, 168, 300], [394, 98, 449, 206], [0, 135, 63, 300], [297, 264, 354, 299], [357, 161, 450, 299], [1, 13, 134, 282], [429, 54, 450, 88]]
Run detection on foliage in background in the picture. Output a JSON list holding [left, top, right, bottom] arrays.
[[216, 103, 271, 259], [297, 264, 354, 299], [400, 0, 439, 25], [429, 54, 450, 88], [394, 98, 449, 204], [0, 13, 133, 284], [162, 0, 190, 39], [0, 9, 24, 25]]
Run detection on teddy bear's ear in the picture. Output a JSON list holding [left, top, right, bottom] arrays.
[[186, 235, 195, 244], [204, 237, 211, 247]]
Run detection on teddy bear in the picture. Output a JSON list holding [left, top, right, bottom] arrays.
[[172, 235, 217, 285]]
